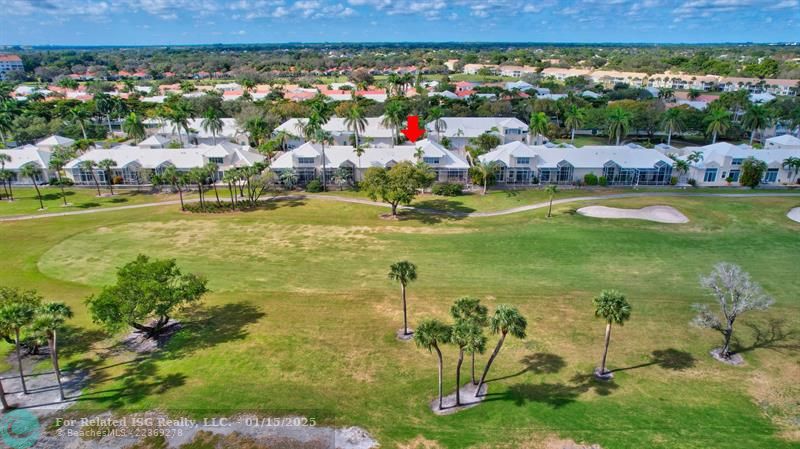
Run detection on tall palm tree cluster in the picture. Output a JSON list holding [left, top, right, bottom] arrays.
[[0, 287, 73, 409]]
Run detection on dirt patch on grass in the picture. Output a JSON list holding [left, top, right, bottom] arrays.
[[431, 382, 487, 415], [119, 320, 182, 353], [397, 435, 444, 449]]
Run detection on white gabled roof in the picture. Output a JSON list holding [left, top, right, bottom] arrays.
[[37, 135, 75, 147], [766, 134, 800, 147], [64, 144, 264, 171], [426, 117, 528, 138], [0, 146, 52, 170], [275, 117, 394, 139], [138, 135, 172, 147], [271, 139, 468, 170], [480, 142, 673, 169]]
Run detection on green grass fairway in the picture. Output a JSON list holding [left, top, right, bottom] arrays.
[[0, 187, 193, 216], [2, 194, 799, 448]]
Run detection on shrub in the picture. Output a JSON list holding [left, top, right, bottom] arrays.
[[112, 175, 124, 185], [725, 176, 734, 184], [431, 182, 463, 196], [670, 176, 678, 185], [584, 172, 599, 186], [688, 178, 697, 187], [598, 176, 608, 186], [305, 179, 323, 192]]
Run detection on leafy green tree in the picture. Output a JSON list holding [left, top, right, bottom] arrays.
[[0, 288, 41, 394], [122, 112, 146, 143], [693, 262, 773, 359], [414, 319, 452, 411], [19, 164, 45, 209], [388, 261, 417, 337], [465, 132, 502, 163], [704, 107, 731, 144], [606, 107, 632, 146], [529, 111, 549, 145], [32, 302, 73, 400], [475, 305, 527, 395], [361, 162, 428, 216], [593, 289, 632, 376], [97, 158, 117, 195], [739, 157, 767, 189], [450, 297, 488, 385], [86, 255, 208, 337]]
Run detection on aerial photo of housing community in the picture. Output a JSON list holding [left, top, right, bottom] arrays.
[[0, 1, 798, 448]]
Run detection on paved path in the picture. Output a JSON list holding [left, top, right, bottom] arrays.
[[2, 192, 799, 222]]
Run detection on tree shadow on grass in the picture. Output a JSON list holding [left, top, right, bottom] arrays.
[[733, 319, 800, 355], [611, 348, 696, 373], [484, 372, 618, 409], [76, 202, 102, 209], [41, 191, 75, 201], [109, 197, 128, 204], [399, 200, 475, 224], [487, 352, 566, 383], [72, 358, 187, 409]]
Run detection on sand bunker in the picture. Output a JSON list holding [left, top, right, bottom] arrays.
[[788, 207, 800, 223], [577, 205, 689, 224]]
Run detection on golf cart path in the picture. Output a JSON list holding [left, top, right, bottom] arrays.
[[1, 192, 799, 222]]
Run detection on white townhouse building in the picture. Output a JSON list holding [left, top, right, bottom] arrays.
[[270, 139, 470, 185], [0, 145, 55, 184], [479, 142, 674, 186], [143, 118, 245, 145], [540, 67, 592, 81], [676, 142, 800, 187], [274, 117, 396, 148], [64, 143, 265, 185], [425, 117, 529, 150]]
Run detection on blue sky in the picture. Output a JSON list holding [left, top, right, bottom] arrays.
[[1, 0, 799, 45]]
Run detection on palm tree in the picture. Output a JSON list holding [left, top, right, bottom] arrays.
[[94, 92, 116, 133], [19, 164, 45, 209], [279, 169, 298, 191], [451, 321, 486, 406], [79, 160, 102, 196], [343, 103, 367, 149], [661, 108, 685, 146], [428, 107, 447, 142], [66, 104, 92, 140], [388, 261, 417, 337], [529, 111, 549, 145], [97, 158, 117, 195], [687, 89, 701, 101], [245, 117, 270, 147], [201, 107, 224, 145], [33, 302, 73, 400], [475, 305, 527, 396], [672, 158, 690, 183], [564, 106, 586, 144], [49, 146, 76, 206], [606, 107, 632, 146], [188, 167, 207, 209], [0, 99, 19, 146], [0, 300, 37, 394], [687, 150, 704, 164], [205, 162, 222, 205], [414, 319, 452, 411], [705, 108, 731, 144], [593, 289, 632, 377], [382, 99, 407, 146], [167, 100, 194, 145], [742, 105, 771, 145], [450, 297, 488, 385], [0, 153, 12, 199], [122, 112, 146, 143], [472, 160, 498, 195], [161, 165, 187, 211], [545, 184, 557, 217], [657, 88, 675, 102], [782, 156, 800, 180]]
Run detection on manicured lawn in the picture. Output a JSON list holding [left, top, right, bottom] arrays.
[[1, 195, 799, 448], [0, 186, 194, 216]]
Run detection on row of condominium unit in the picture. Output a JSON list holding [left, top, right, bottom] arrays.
[[2, 116, 800, 188]]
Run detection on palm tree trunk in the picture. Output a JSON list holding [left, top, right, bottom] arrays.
[[476, 331, 506, 397], [92, 174, 101, 196], [228, 182, 235, 208], [667, 130, 672, 146], [749, 130, 755, 146], [15, 328, 28, 394], [80, 122, 87, 140], [712, 130, 718, 144], [321, 143, 327, 191], [212, 182, 221, 205], [482, 177, 487, 195], [434, 343, 444, 410], [177, 186, 185, 211], [33, 181, 44, 210], [106, 114, 113, 133], [600, 322, 612, 374], [471, 352, 477, 385], [49, 332, 66, 400], [456, 347, 464, 406], [571, 128, 575, 143], [401, 284, 408, 335], [58, 173, 67, 206], [615, 134, 621, 146], [547, 197, 553, 218], [108, 172, 114, 195], [8, 180, 13, 201]]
